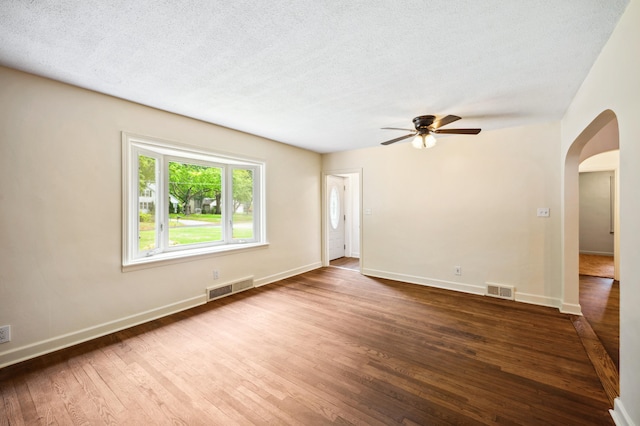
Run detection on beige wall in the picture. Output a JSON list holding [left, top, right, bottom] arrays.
[[579, 171, 615, 255], [561, 0, 639, 423], [0, 67, 322, 367], [323, 121, 563, 308], [580, 150, 620, 171]]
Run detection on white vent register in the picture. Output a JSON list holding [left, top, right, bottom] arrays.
[[486, 283, 515, 300], [206, 277, 254, 301]]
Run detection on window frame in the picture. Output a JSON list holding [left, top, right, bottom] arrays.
[[122, 132, 266, 269]]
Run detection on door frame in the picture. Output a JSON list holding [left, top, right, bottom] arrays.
[[322, 169, 362, 269], [562, 110, 619, 313], [327, 174, 347, 261], [578, 158, 619, 279]]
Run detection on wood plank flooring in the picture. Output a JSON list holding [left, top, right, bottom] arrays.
[[0, 268, 613, 425], [571, 315, 619, 407], [579, 254, 614, 279], [579, 275, 619, 369], [329, 256, 360, 271]]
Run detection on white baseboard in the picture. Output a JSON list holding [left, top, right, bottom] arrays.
[[610, 398, 636, 426], [0, 262, 324, 369], [362, 269, 582, 315], [0, 263, 589, 370], [516, 292, 562, 309], [362, 268, 486, 296], [580, 250, 614, 256], [254, 262, 322, 287], [0, 294, 206, 369], [560, 302, 583, 315]]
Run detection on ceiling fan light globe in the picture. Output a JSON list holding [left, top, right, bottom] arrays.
[[425, 134, 437, 148], [411, 135, 425, 149]]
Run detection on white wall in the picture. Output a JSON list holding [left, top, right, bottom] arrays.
[[561, 0, 639, 423], [348, 173, 361, 258], [323, 121, 563, 308], [0, 67, 322, 367]]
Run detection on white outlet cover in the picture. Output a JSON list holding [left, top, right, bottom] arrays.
[[537, 208, 550, 217], [0, 325, 10, 343]]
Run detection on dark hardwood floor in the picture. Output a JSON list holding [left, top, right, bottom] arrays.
[[0, 268, 613, 425], [579, 253, 614, 279], [579, 275, 619, 369]]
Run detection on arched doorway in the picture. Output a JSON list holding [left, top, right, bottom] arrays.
[[563, 110, 620, 405], [562, 110, 619, 311]]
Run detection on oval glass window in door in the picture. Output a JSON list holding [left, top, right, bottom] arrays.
[[330, 186, 340, 229]]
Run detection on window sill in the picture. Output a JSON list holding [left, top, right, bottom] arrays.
[[122, 242, 269, 272]]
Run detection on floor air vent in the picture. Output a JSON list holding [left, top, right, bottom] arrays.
[[206, 277, 254, 302], [486, 283, 515, 300]]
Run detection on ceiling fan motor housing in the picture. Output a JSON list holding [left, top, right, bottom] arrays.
[[413, 115, 435, 133]]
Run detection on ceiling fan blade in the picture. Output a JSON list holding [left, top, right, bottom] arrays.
[[380, 133, 416, 145], [433, 128, 481, 135], [381, 127, 415, 132], [429, 115, 461, 130]]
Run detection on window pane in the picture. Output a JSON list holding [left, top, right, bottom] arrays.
[[138, 154, 158, 253], [232, 168, 254, 240], [330, 186, 340, 230], [168, 161, 223, 246]]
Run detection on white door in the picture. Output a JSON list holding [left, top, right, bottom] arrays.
[[327, 175, 345, 260]]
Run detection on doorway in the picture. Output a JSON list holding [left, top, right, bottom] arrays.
[[578, 151, 619, 280], [564, 110, 620, 404], [563, 110, 619, 309], [578, 151, 619, 371], [323, 171, 361, 271], [327, 175, 346, 261]]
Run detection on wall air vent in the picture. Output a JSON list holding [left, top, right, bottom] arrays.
[[486, 283, 515, 300], [208, 285, 232, 300], [206, 277, 254, 302]]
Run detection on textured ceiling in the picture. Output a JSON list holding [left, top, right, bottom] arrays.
[[0, 1, 629, 153]]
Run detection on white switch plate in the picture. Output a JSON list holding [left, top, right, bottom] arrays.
[[537, 208, 550, 217]]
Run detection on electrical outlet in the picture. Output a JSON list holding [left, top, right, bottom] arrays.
[[0, 325, 11, 344], [455, 266, 462, 276], [537, 207, 550, 217], [213, 270, 219, 280]]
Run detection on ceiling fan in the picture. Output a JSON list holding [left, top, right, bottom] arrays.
[[381, 115, 481, 149]]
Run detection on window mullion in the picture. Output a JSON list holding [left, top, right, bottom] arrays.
[[223, 166, 231, 243], [251, 166, 260, 242], [159, 155, 168, 252]]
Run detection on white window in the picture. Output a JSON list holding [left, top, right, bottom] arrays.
[[122, 133, 266, 267]]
